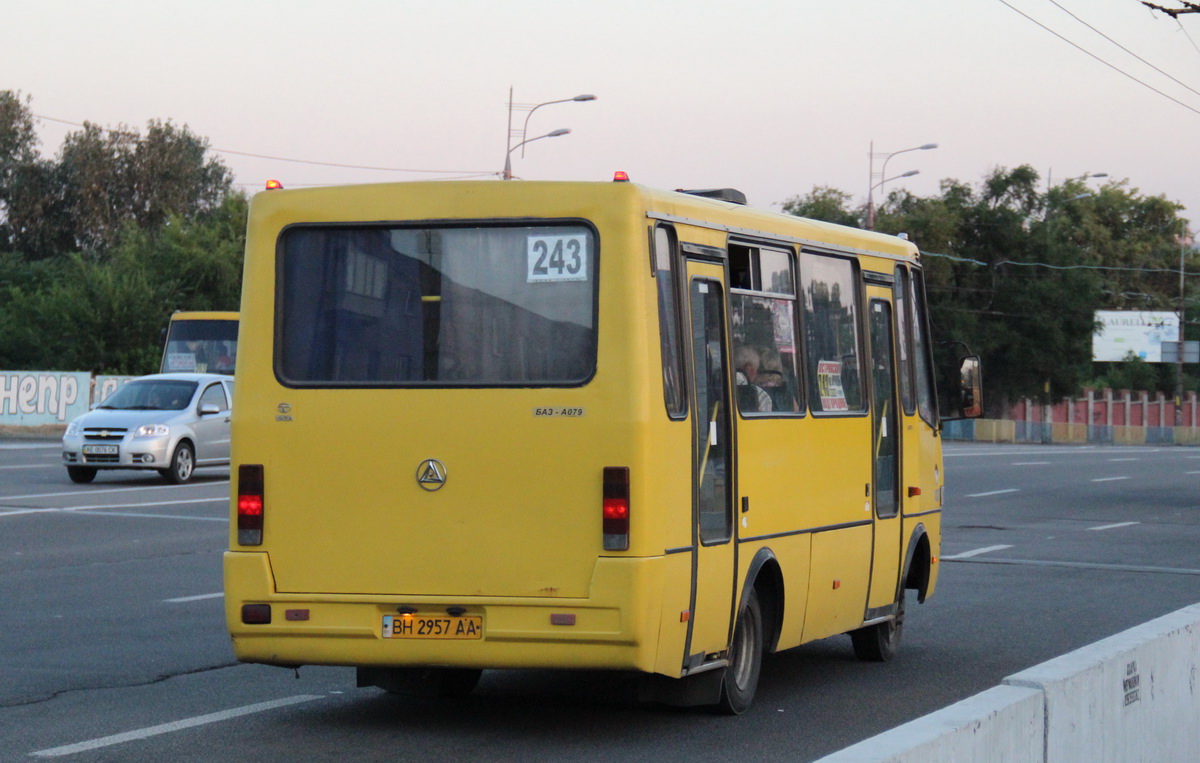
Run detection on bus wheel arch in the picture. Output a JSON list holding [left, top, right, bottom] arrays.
[[742, 549, 784, 654], [902, 524, 932, 603], [716, 549, 784, 714]]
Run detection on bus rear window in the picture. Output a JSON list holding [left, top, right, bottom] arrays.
[[277, 224, 598, 386]]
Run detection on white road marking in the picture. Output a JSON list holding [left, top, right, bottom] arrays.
[[0, 464, 58, 470], [0, 482, 226, 502], [30, 695, 324, 758], [1012, 461, 1050, 466], [164, 592, 224, 603], [966, 489, 1020, 498], [1089, 522, 1140, 531], [1091, 476, 1130, 482], [78, 510, 227, 522], [1108, 458, 1139, 462], [942, 544, 1013, 560], [1187, 471, 1200, 475], [0, 497, 225, 518]]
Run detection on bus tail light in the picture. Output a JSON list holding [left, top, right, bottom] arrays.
[[238, 464, 265, 546], [603, 466, 630, 551]]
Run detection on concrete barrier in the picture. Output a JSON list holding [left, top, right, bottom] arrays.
[[1005, 603, 1200, 762], [817, 603, 1200, 762], [816, 685, 1044, 762]]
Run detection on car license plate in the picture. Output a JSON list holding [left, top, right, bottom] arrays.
[[382, 614, 483, 640], [83, 445, 119, 455]]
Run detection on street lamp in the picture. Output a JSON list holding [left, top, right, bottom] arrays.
[[504, 129, 571, 180], [867, 169, 920, 231], [1047, 171, 1107, 191], [521, 94, 595, 157], [867, 141, 937, 230], [503, 89, 596, 180]]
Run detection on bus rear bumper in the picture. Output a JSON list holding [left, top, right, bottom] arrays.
[[224, 551, 666, 673]]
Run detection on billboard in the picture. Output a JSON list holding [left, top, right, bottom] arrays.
[[1092, 310, 1179, 363]]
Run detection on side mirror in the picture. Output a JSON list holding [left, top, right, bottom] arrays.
[[957, 356, 983, 419], [199, 403, 221, 416]]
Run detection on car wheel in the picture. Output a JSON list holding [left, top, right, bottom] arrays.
[[161, 442, 195, 484], [66, 466, 97, 484], [717, 587, 764, 715]]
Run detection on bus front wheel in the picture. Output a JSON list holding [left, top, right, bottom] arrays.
[[851, 592, 906, 662], [717, 587, 763, 715]]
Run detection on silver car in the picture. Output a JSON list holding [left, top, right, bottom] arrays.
[[62, 373, 234, 484]]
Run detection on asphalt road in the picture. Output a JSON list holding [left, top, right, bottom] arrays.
[[2, 440, 1198, 761]]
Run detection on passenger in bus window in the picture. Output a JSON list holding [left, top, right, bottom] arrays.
[[757, 347, 797, 412], [734, 345, 773, 412]]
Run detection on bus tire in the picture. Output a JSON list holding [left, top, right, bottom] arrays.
[[376, 667, 483, 698], [160, 441, 195, 484], [67, 466, 97, 483], [717, 587, 763, 715], [851, 591, 905, 662]]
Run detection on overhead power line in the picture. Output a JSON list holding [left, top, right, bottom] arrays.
[[1046, 0, 1200, 100], [994, 0, 1200, 118], [30, 112, 493, 176], [922, 249, 1200, 275]]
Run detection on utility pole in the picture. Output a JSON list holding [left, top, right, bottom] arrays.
[[1177, 222, 1188, 426]]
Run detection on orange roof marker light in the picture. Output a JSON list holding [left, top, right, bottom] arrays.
[[613, 171, 630, 182], [265, 179, 284, 191]]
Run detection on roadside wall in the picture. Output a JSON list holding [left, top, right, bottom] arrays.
[[942, 388, 1200, 445], [0, 371, 135, 429], [817, 602, 1200, 762]]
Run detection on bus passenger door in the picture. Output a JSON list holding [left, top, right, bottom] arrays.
[[866, 293, 902, 613], [683, 267, 737, 668]]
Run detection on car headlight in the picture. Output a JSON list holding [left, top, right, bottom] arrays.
[[135, 424, 170, 437], [65, 421, 80, 436]]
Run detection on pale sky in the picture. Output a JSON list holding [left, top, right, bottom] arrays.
[[4, 0, 1199, 224]]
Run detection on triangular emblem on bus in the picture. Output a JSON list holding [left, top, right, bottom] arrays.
[[417, 459, 447, 491]]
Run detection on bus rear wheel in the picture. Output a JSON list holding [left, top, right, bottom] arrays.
[[851, 592, 905, 662], [717, 587, 763, 715], [371, 667, 483, 698]]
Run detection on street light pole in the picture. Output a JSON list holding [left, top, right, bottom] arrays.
[[1178, 222, 1189, 426], [867, 142, 937, 230], [503, 90, 596, 180], [505, 129, 571, 179], [867, 170, 919, 230]]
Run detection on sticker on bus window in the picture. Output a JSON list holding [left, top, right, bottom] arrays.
[[166, 353, 198, 372], [527, 234, 589, 283], [817, 360, 849, 411]]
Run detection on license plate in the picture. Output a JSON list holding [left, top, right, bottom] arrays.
[[83, 445, 119, 455], [382, 614, 483, 640]]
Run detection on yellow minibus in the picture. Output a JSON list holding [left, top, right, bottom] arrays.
[[160, 311, 239, 375], [224, 178, 980, 713]]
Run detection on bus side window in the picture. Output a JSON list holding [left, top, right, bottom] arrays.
[[894, 266, 916, 416], [800, 252, 865, 414], [911, 269, 937, 425], [653, 225, 687, 418], [729, 244, 802, 415]]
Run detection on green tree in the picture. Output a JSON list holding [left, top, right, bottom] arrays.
[[859, 165, 1186, 410], [0, 90, 235, 260], [0, 192, 247, 373], [781, 186, 862, 227]]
